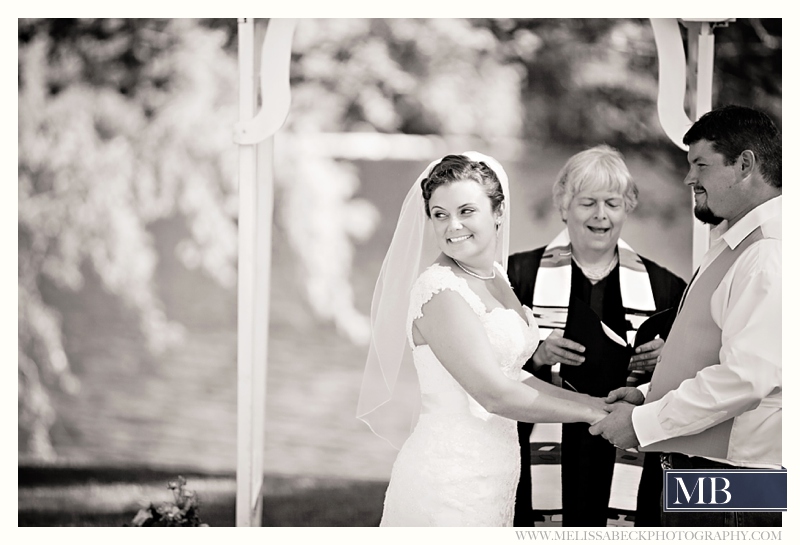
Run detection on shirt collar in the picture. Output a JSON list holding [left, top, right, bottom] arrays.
[[715, 195, 782, 250]]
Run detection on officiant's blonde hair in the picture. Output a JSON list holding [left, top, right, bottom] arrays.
[[552, 145, 639, 218]]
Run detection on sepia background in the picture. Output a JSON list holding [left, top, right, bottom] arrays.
[[18, 18, 782, 526]]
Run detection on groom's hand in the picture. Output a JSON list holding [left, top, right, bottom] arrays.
[[605, 386, 645, 406], [589, 402, 639, 450], [532, 329, 585, 368]]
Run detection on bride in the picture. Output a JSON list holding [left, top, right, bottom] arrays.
[[357, 152, 609, 526]]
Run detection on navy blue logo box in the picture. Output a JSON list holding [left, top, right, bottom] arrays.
[[664, 469, 787, 512]]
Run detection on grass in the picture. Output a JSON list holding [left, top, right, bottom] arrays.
[[18, 465, 387, 527]]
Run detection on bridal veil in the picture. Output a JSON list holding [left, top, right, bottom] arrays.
[[356, 151, 511, 449]]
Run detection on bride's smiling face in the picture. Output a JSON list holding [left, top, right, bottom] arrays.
[[428, 180, 500, 266]]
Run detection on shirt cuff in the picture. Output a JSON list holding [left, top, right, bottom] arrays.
[[632, 399, 671, 448]]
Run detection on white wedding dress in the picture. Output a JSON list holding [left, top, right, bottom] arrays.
[[380, 263, 540, 526]]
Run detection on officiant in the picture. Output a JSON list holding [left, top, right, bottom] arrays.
[[508, 145, 686, 527]]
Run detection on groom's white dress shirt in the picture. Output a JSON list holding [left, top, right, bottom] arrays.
[[632, 196, 782, 468]]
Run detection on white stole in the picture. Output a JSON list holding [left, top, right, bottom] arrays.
[[527, 229, 658, 513], [532, 229, 656, 345]]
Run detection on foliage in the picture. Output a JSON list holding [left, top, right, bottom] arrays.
[[19, 18, 240, 458], [19, 467, 389, 527], [127, 476, 209, 527], [274, 18, 528, 343], [474, 18, 781, 154], [713, 19, 781, 118], [287, 18, 525, 136]]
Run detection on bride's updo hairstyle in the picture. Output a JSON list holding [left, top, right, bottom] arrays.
[[420, 154, 505, 218]]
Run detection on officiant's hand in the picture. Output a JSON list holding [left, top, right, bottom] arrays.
[[532, 329, 585, 368], [628, 336, 664, 372]]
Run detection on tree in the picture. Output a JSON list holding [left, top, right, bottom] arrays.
[[473, 18, 781, 156], [19, 19, 240, 457]]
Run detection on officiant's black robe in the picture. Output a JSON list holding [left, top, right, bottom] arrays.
[[508, 247, 686, 527]]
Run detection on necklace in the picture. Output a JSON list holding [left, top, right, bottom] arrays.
[[453, 258, 495, 280], [572, 252, 619, 282]]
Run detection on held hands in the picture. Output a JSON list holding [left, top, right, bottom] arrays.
[[604, 386, 645, 406], [584, 393, 613, 413], [579, 393, 613, 426], [587, 387, 644, 448], [532, 329, 585, 368], [589, 402, 638, 449], [587, 406, 609, 426], [628, 336, 665, 372]]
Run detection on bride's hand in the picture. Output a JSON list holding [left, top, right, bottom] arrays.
[[583, 394, 611, 413], [587, 406, 608, 425]]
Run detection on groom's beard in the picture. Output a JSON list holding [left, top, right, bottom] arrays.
[[694, 202, 724, 226]]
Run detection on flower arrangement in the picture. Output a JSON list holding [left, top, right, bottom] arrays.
[[128, 476, 208, 527]]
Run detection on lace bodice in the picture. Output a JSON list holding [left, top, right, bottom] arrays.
[[406, 263, 538, 396], [380, 262, 540, 526]]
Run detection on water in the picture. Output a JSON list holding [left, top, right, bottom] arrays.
[[29, 150, 693, 482]]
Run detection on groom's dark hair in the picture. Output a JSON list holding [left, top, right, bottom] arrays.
[[683, 105, 781, 189]]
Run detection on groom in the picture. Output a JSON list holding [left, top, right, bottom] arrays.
[[590, 105, 782, 527]]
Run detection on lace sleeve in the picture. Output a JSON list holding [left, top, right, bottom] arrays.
[[406, 264, 486, 346]]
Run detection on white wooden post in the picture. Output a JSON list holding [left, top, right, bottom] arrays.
[[234, 17, 296, 527], [687, 21, 716, 269], [650, 18, 733, 271]]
